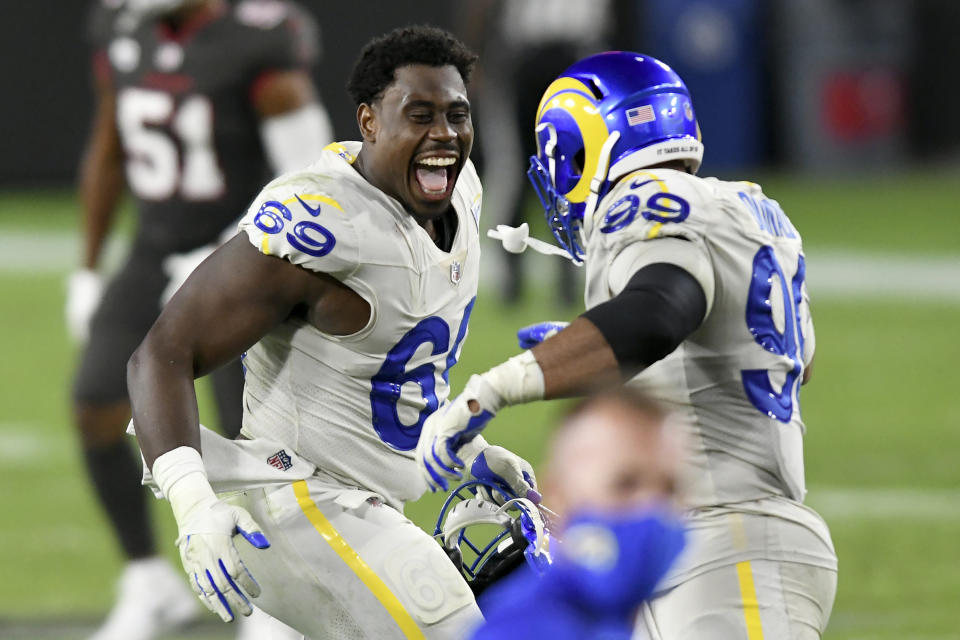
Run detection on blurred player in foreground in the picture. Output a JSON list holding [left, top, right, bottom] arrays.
[[127, 25, 537, 638], [419, 51, 838, 638], [472, 390, 687, 640], [70, 0, 330, 637]]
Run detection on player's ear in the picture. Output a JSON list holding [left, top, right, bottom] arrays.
[[357, 103, 377, 143]]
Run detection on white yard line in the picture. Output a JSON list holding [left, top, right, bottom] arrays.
[[2, 423, 957, 521], [806, 487, 960, 521], [481, 247, 960, 302], [0, 230, 128, 274], [1, 228, 959, 301]]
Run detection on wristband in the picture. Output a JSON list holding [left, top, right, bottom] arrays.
[[480, 350, 545, 409], [151, 446, 217, 526]]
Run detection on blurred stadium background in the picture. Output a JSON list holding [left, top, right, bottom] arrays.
[[1, 1, 958, 638]]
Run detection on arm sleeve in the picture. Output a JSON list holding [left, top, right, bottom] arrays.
[[608, 235, 715, 316], [581, 262, 707, 376], [260, 104, 333, 175]]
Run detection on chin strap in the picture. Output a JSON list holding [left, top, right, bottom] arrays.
[[489, 131, 622, 262], [582, 130, 621, 234], [487, 223, 581, 264]]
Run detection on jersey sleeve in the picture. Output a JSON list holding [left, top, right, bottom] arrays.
[[799, 264, 815, 366], [597, 170, 716, 312], [236, 0, 320, 76], [237, 174, 359, 278]]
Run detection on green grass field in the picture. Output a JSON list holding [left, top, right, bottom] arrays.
[[1, 171, 959, 639]]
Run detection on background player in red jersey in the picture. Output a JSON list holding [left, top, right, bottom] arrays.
[[68, 1, 331, 638]]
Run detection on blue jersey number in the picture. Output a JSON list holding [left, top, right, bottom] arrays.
[[741, 247, 807, 422], [254, 199, 336, 257], [370, 298, 476, 450], [599, 189, 690, 235]]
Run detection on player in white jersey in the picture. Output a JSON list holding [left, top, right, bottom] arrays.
[[126, 26, 536, 638], [418, 52, 837, 639]]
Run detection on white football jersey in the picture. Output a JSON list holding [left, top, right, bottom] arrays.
[[237, 141, 482, 508], [583, 168, 816, 510]]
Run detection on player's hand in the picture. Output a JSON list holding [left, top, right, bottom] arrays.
[[176, 496, 269, 623], [417, 375, 503, 492], [517, 321, 569, 349], [459, 436, 540, 504], [153, 447, 269, 623], [65, 269, 104, 343]]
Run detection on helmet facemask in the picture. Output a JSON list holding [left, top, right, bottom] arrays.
[[435, 480, 552, 596], [528, 122, 585, 263]]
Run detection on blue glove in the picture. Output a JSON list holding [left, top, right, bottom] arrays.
[[517, 321, 569, 349], [417, 375, 501, 492], [459, 436, 540, 504]]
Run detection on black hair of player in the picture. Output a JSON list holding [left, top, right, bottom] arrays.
[[346, 25, 477, 106]]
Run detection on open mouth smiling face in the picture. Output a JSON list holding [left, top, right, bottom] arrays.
[[362, 64, 473, 220], [412, 153, 458, 203]]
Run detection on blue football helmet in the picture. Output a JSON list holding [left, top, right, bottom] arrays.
[[435, 480, 552, 596], [528, 51, 703, 262]]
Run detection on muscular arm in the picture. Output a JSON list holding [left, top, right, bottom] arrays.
[[78, 77, 125, 269], [419, 263, 706, 489], [532, 317, 621, 398], [128, 234, 346, 468], [532, 263, 708, 399]]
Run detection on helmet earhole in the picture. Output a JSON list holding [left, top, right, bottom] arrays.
[[574, 149, 585, 175]]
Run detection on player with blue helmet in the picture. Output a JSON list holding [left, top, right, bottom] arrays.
[[420, 52, 837, 639]]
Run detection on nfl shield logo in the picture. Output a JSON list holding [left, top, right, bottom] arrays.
[[266, 450, 293, 471], [450, 261, 462, 284]]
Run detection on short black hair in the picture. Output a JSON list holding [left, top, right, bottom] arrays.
[[346, 25, 477, 105]]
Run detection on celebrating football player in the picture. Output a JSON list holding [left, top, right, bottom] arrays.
[[418, 52, 838, 638], [127, 25, 536, 638], [71, 0, 330, 638]]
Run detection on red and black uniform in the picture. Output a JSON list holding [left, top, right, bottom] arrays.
[[75, 0, 318, 409]]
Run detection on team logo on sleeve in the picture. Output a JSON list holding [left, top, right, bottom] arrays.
[[266, 450, 293, 471], [450, 261, 463, 284]]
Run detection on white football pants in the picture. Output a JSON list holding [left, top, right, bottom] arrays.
[[636, 559, 837, 639], [222, 477, 483, 640]]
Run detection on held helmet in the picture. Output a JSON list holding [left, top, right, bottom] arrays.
[[435, 480, 552, 597]]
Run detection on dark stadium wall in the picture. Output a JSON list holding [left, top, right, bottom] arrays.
[[0, 2, 93, 186], [0, 0, 454, 186]]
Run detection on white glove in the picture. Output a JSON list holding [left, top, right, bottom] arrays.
[[65, 269, 104, 343], [417, 352, 545, 493], [417, 375, 503, 493], [458, 435, 540, 504], [153, 447, 269, 622]]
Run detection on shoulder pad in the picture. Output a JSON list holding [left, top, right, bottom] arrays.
[[238, 172, 358, 276], [594, 169, 710, 244]]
